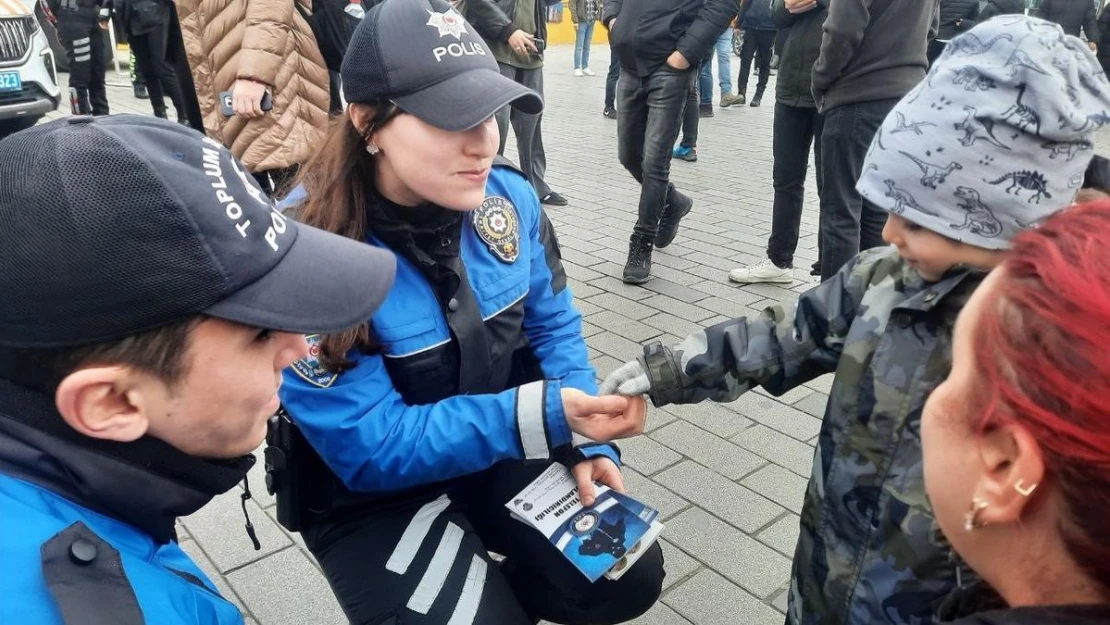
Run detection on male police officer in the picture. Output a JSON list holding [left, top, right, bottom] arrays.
[[0, 115, 395, 623], [48, 0, 110, 114]]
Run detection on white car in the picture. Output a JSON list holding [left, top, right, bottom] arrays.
[[0, 0, 60, 135]]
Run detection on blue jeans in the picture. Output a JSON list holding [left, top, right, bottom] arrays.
[[698, 29, 733, 105], [574, 21, 595, 69]]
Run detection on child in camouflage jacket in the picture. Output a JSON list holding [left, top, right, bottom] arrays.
[[601, 16, 1110, 625]]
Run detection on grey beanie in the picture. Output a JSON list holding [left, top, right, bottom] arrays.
[[858, 15, 1110, 250]]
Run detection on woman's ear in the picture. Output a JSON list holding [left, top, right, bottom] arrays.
[[975, 422, 1046, 527], [347, 103, 376, 139], [54, 367, 151, 443]]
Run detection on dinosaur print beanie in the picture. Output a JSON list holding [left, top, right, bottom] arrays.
[[857, 15, 1110, 250]]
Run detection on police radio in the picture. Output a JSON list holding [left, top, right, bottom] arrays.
[[264, 409, 332, 532]]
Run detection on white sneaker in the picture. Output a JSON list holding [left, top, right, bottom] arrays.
[[583, 67, 596, 76], [574, 69, 584, 77], [728, 260, 794, 284]]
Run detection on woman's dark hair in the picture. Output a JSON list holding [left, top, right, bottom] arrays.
[[292, 102, 399, 372]]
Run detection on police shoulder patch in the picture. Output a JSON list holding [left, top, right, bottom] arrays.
[[473, 196, 520, 264], [290, 335, 338, 388]]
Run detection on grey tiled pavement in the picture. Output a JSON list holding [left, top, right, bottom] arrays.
[[54, 42, 1086, 624]]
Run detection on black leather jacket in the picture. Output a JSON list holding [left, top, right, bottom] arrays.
[[771, 0, 826, 109], [464, 0, 559, 43]]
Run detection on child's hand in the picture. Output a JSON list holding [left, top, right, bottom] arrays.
[[600, 360, 650, 396]]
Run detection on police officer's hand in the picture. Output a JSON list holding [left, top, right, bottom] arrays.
[[572, 457, 624, 507], [599, 360, 651, 397], [562, 388, 645, 441], [785, 0, 818, 14], [232, 79, 268, 118]]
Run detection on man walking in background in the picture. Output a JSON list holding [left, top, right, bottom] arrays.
[[1035, 0, 1100, 50], [728, 0, 827, 285], [604, 0, 737, 285], [814, 0, 939, 281], [468, 0, 569, 206], [734, 0, 776, 107]]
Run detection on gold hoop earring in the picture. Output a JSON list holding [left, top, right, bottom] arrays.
[[366, 143, 380, 155], [964, 497, 988, 532], [1015, 479, 1038, 497]]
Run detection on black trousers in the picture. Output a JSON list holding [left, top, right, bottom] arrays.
[[57, 19, 108, 115], [129, 25, 187, 119], [617, 64, 694, 240], [738, 28, 775, 97], [605, 42, 620, 110], [495, 64, 552, 198], [167, 8, 206, 132], [768, 102, 823, 269], [678, 69, 699, 148], [303, 460, 665, 625], [817, 98, 898, 282]]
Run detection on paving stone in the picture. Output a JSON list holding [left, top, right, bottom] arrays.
[[588, 331, 645, 361], [733, 426, 817, 478], [666, 508, 793, 600], [730, 393, 822, 442], [641, 312, 710, 340], [753, 383, 817, 406], [793, 390, 830, 419], [575, 298, 604, 317], [805, 374, 835, 395], [640, 278, 712, 303], [563, 261, 605, 283], [628, 602, 695, 625], [588, 293, 658, 320], [179, 538, 248, 614], [585, 310, 663, 342], [226, 546, 346, 625], [651, 421, 767, 480], [263, 507, 317, 570], [589, 276, 655, 300], [569, 282, 604, 300], [665, 569, 784, 625], [741, 464, 809, 515], [656, 461, 782, 533], [659, 539, 701, 592], [773, 589, 791, 614], [757, 514, 802, 558], [619, 434, 685, 475], [662, 401, 752, 439], [644, 403, 678, 432], [639, 294, 716, 323], [621, 467, 689, 521], [590, 353, 623, 380], [180, 490, 291, 573], [581, 321, 603, 338]]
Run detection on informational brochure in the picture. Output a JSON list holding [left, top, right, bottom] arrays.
[[506, 463, 665, 582]]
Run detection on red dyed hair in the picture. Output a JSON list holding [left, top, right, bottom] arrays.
[[970, 200, 1110, 597]]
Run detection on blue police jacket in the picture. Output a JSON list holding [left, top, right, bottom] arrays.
[[279, 162, 618, 493], [0, 379, 249, 624]]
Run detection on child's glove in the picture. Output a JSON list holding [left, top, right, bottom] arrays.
[[600, 359, 651, 396]]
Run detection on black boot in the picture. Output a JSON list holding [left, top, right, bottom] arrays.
[[655, 191, 693, 249], [134, 83, 149, 99], [750, 90, 764, 107], [623, 235, 653, 285]]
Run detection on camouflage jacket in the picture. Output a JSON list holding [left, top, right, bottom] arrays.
[[643, 247, 984, 625]]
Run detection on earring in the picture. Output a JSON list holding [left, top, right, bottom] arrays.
[[366, 143, 380, 155], [964, 498, 989, 532], [1015, 479, 1038, 497]]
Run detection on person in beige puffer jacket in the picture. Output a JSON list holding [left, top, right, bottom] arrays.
[[174, 0, 330, 195]]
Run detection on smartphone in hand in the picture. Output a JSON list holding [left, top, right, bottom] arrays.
[[219, 90, 274, 117]]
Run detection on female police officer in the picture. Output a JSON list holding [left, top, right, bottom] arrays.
[[272, 0, 663, 623]]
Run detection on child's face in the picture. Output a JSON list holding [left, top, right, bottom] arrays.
[[882, 215, 1006, 282]]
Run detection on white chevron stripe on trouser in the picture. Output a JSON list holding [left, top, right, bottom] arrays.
[[406, 522, 465, 614], [445, 555, 487, 625], [385, 494, 452, 575]]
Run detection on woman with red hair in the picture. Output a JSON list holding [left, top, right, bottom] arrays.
[[923, 201, 1110, 624]]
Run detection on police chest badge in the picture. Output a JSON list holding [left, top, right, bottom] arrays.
[[291, 334, 338, 388], [473, 196, 520, 263]]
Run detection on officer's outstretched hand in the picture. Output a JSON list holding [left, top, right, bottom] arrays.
[[561, 388, 645, 441], [599, 360, 651, 397], [573, 457, 624, 507]]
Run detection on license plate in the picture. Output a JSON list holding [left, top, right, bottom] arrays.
[[0, 71, 21, 93]]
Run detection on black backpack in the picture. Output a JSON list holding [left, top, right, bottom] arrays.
[[298, 0, 380, 73]]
